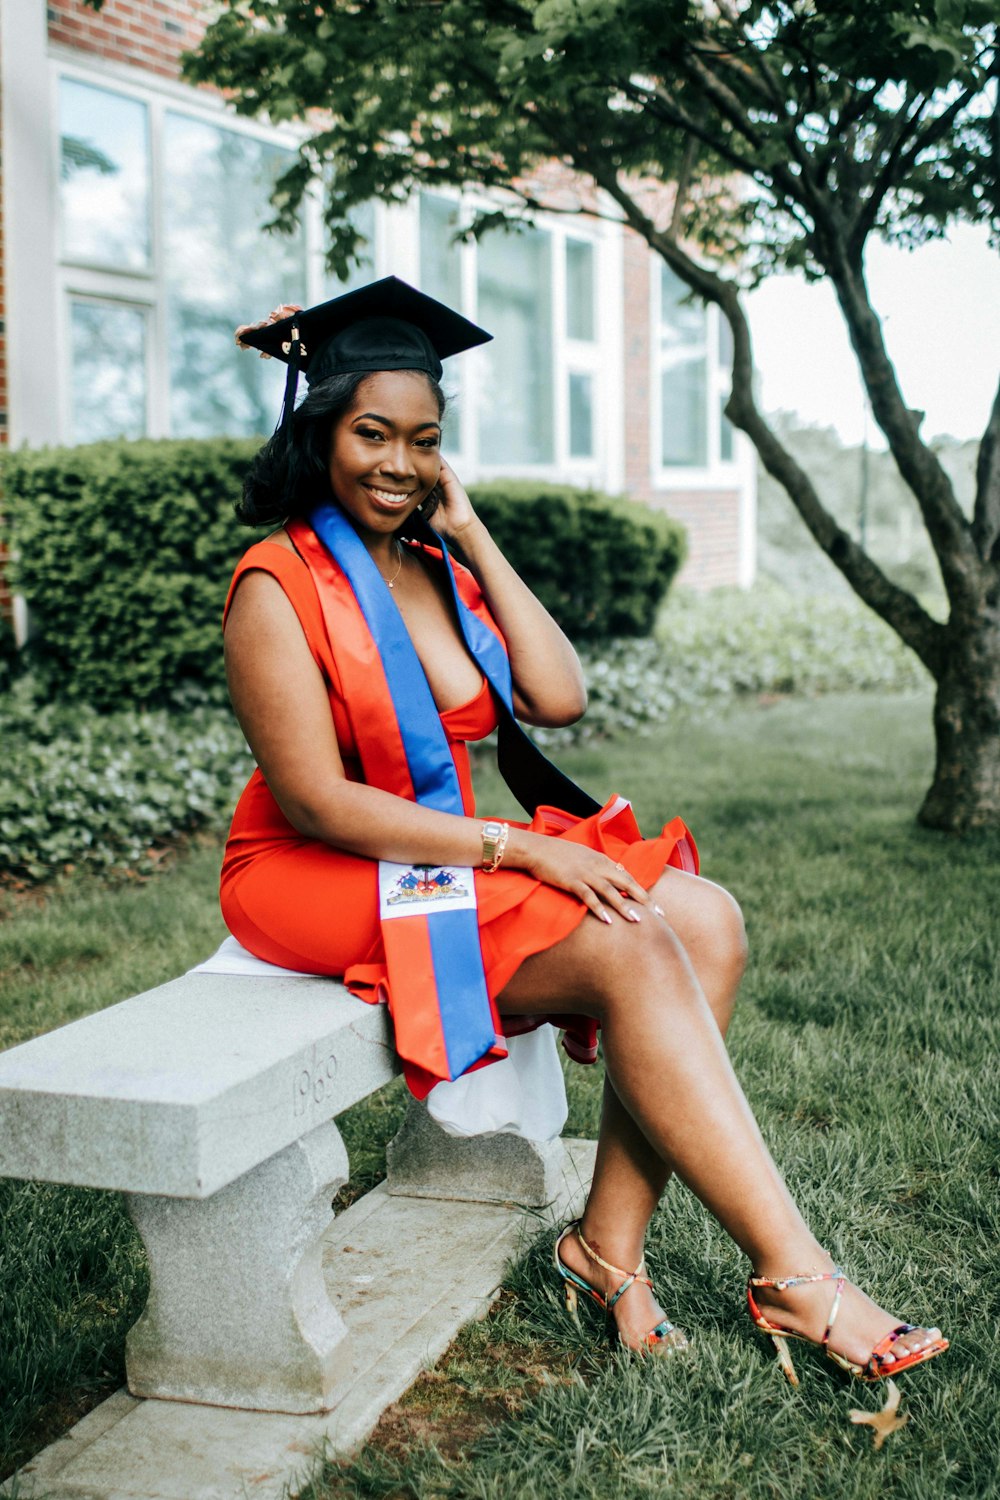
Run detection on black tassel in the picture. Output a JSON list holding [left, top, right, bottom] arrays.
[[278, 328, 303, 440]]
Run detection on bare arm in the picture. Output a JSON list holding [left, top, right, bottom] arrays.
[[224, 568, 648, 923], [432, 459, 587, 727]]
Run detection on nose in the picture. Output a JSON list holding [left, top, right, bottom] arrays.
[[376, 439, 415, 481]]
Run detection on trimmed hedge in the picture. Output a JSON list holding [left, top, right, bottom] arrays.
[[465, 480, 686, 642], [3, 440, 685, 710], [4, 439, 263, 711]]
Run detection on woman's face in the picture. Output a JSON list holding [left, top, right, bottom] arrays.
[[327, 370, 442, 543]]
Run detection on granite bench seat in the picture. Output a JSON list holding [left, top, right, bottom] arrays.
[[0, 968, 568, 1416]]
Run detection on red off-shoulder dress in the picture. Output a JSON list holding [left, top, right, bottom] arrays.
[[220, 536, 698, 1073]]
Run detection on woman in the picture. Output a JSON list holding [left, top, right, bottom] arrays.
[[222, 277, 947, 1379]]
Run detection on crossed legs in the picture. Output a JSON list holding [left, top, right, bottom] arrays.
[[496, 867, 941, 1366]]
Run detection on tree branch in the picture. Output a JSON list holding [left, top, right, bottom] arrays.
[[581, 168, 949, 675], [849, 91, 931, 253], [824, 253, 978, 602], [973, 369, 1000, 562]]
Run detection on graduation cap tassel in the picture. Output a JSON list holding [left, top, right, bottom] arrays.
[[278, 327, 304, 441]]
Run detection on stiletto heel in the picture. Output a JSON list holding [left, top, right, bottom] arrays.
[[769, 1332, 799, 1387], [747, 1266, 948, 1385], [553, 1221, 689, 1354]]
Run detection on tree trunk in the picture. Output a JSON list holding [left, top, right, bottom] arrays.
[[919, 611, 1000, 831]]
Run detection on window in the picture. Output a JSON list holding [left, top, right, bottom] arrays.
[[656, 263, 736, 474], [417, 194, 608, 474], [57, 72, 328, 444], [565, 238, 595, 342], [419, 195, 464, 448], [477, 226, 554, 466], [163, 112, 307, 438], [563, 237, 598, 460], [69, 298, 147, 442], [60, 79, 151, 272]]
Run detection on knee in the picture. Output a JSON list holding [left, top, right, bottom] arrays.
[[590, 916, 693, 1023], [715, 887, 749, 983], [652, 874, 748, 989]]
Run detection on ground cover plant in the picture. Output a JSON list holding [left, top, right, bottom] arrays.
[[1, 691, 997, 1494]]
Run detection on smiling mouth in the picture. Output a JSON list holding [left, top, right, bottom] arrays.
[[363, 484, 416, 506]]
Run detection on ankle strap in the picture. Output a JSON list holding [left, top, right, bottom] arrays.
[[749, 1265, 846, 1348], [573, 1223, 653, 1307], [749, 1265, 844, 1292], [576, 1223, 645, 1284]]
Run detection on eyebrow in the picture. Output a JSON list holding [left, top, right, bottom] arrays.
[[353, 411, 441, 432]]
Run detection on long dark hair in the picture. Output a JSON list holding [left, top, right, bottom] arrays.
[[238, 369, 447, 528]]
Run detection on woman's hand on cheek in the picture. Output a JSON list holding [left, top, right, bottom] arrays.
[[427, 458, 480, 542]]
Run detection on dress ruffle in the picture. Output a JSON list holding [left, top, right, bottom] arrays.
[[344, 796, 698, 1095]]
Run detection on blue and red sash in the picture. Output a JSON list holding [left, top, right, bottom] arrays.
[[288, 503, 591, 1098]]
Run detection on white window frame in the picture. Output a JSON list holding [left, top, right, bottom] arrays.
[[416, 187, 624, 491], [50, 51, 391, 444], [650, 257, 742, 490]]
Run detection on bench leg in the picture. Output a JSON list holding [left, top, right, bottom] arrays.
[[124, 1117, 351, 1413], [386, 1098, 566, 1206]]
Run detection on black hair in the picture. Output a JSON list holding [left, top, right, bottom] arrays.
[[238, 368, 447, 529]]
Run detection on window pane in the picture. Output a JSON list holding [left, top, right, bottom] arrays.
[[569, 372, 593, 458], [59, 79, 150, 271], [660, 263, 706, 349], [565, 239, 595, 342], [163, 113, 308, 438], [720, 401, 735, 462], [660, 264, 708, 467], [70, 299, 147, 442], [477, 227, 553, 466], [324, 200, 377, 295], [420, 194, 463, 307], [661, 359, 708, 466], [419, 194, 464, 448]]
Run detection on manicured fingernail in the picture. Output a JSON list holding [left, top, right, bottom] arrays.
[[654, 905, 665, 917], [601, 911, 613, 924], [626, 909, 640, 922]]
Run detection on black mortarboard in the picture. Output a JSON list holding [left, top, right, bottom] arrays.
[[238, 275, 492, 438]]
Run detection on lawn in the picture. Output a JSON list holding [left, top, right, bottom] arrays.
[[2, 688, 998, 1496]]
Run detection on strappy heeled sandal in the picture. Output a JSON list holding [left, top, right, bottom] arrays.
[[553, 1220, 689, 1354], [747, 1265, 949, 1386]]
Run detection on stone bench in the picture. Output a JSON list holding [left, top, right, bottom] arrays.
[[0, 967, 586, 1423]]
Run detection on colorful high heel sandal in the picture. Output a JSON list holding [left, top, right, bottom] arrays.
[[553, 1221, 689, 1353], [747, 1266, 948, 1386]]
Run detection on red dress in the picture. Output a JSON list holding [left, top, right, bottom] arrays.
[[220, 536, 698, 1073]]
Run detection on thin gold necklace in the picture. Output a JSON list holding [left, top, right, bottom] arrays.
[[379, 540, 404, 590]]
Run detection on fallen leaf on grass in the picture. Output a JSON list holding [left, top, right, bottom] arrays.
[[849, 1379, 909, 1450]]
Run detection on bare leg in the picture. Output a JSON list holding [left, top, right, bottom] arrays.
[[498, 881, 940, 1365], [559, 871, 745, 1345]]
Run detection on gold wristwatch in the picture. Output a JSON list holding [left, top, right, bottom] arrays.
[[480, 820, 506, 872]]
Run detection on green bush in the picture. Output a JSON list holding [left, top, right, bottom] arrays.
[[0, 679, 251, 883], [4, 443, 686, 710], [530, 582, 929, 746], [4, 438, 263, 711], [466, 480, 686, 641]]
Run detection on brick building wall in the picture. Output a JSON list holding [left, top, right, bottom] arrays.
[[47, 0, 207, 81]]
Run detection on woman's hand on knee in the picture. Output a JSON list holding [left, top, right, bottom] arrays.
[[511, 833, 657, 926]]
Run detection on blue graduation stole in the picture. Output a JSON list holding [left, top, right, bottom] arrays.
[[294, 502, 597, 1096]]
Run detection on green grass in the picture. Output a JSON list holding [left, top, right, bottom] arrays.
[[2, 689, 999, 1495]]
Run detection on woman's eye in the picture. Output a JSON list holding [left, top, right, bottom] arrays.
[[416, 436, 440, 448], [356, 426, 386, 441]]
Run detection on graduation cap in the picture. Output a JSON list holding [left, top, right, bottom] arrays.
[[237, 275, 492, 439]]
